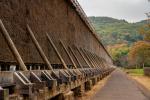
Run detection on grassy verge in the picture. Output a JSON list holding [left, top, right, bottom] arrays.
[[123, 68, 144, 76]]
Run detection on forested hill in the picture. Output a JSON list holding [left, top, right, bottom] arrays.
[[89, 16, 146, 46]]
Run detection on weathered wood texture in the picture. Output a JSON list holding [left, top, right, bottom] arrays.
[[0, 0, 112, 65]]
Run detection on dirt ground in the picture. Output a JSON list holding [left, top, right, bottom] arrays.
[[77, 76, 110, 100], [131, 75, 150, 91], [130, 75, 150, 99]]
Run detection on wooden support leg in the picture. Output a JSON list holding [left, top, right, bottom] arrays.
[[0, 89, 9, 100], [46, 34, 68, 69], [26, 25, 53, 70], [85, 80, 92, 91], [0, 19, 27, 71], [73, 84, 85, 97]]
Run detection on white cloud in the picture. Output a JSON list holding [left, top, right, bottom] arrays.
[[77, 0, 150, 22]]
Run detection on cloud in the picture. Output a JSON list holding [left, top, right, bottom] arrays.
[[77, 0, 150, 22]]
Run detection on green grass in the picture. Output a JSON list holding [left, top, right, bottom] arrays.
[[124, 68, 144, 76]]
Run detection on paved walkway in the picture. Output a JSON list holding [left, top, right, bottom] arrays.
[[92, 69, 149, 100]]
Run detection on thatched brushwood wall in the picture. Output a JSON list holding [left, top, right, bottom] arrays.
[[0, 0, 112, 67]]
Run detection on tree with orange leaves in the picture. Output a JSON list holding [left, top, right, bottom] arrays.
[[128, 41, 150, 68]]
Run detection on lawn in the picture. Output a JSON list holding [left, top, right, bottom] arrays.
[[124, 68, 144, 76]]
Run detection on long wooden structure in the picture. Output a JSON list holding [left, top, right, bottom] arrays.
[[0, 0, 115, 99]]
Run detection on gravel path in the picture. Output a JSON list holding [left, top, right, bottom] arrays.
[[92, 69, 149, 100]]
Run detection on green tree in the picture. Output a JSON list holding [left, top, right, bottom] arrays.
[[139, 24, 150, 42], [108, 43, 129, 67]]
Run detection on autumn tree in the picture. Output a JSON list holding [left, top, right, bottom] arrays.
[[107, 43, 129, 67], [128, 41, 150, 68]]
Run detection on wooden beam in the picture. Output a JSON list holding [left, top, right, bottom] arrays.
[[59, 40, 77, 69], [69, 46, 83, 69], [89, 52, 103, 70], [84, 50, 101, 69], [59, 40, 82, 75], [0, 19, 27, 71], [26, 25, 53, 70], [80, 49, 95, 68], [92, 53, 104, 69], [75, 46, 91, 68], [46, 33, 68, 69], [85, 49, 100, 69], [92, 54, 102, 68], [94, 55, 105, 69]]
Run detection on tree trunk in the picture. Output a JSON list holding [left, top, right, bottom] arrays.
[[143, 63, 145, 68], [136, 64, 138, 69]]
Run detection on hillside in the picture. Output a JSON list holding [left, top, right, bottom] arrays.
[[89, 16, 146, 46]]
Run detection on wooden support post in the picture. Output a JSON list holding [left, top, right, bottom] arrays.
[[92, 54, 105, 69], [85, 80, 92, 91], [102, 58, 109, 68], [59, 40, 78, 69], [75, 46, 91, 68], [88, 52, 102, 70], [46, 34, 68, 69], [84, 50, 100, 69], [92, 54, 104, 69], [26, 25, 53, 70], [59, 40, 82, 75], [80, 49, 96, 68], [95, 55, 105, 69], [69, 46, 83, 69], [0, 89, 9, 100], [0, 19, 27, 71], [82, 49, 102, 76]]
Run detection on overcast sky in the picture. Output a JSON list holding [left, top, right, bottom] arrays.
[[77, 0, 150, 22]]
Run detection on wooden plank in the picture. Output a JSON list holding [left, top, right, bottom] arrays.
[[0, 19, 27, 71], [46, 34, 68, 69], [26, 25, 53, 70]]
